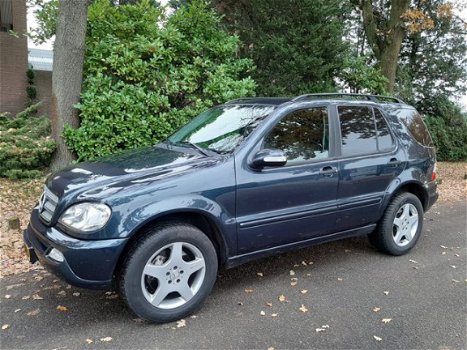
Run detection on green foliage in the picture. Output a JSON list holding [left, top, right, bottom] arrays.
[[339, 56, 388, 95], [423, 97, 467, 161], [0, 103, 56, 179], [65, 0, 255, 160], [26, 68, 35, 84], [397, 0, 467, 114], [26, 85, 37, 100], [214, 0, 349, 96], [28, 0, 59, 44]]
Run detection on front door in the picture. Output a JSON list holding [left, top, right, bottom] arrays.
[[235, 106, 339, 254]]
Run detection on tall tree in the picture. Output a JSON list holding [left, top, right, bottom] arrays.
[[213, 0, 349, 96], [356, 0, 411, 92], [50, 0, 89, 170], [398, 0, 467, 112]]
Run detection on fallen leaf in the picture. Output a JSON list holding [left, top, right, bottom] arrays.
[[190, 315, 197, 319], [300, 289, 308, 294], [278, 295, 286, 302], [34, 276, 43, 281], [27, 309, 40, 316], [85, 339, 93, 344], [260, 310, 266, 316], [176, 319, 186, 328], [244, 288, 254, 293], [409, 259, 418, 264], [382, 318, 392, 323], [440, 245, 448, 249], [337, 277, 343, 281], [373, 307, 381, 313], [299, 304, 308, 313], [374, 336, 382, 341], [21, 295, 30, 300], [290, 281, 298, 286], [56, 305, 68, 312], [4, 295, 11, 299], [266, 302, 273, 307], [256, 272, 263, 277], [100, 337, 112, 342], [301, 261, 308, 266], [57, 291, 66, 296], [289, 270, 295, 276], [322, 325, 330, 329], [383, 291, 389, 295], [2, 325, 9, 330], [316, 328, 325, 332], [452, 279, 460, 283], [14, 309, 21, 313], [72, 292, 81, 297], [32, 294, 43, 300], [271, 313, 278, 317]]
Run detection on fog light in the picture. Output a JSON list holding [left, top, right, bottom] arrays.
[[47, 248, 64, 263]]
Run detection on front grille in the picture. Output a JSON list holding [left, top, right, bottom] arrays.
[[38, 186, 59, 224]]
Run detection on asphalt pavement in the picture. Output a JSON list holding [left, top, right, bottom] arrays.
[[1, 201, 466, 350]]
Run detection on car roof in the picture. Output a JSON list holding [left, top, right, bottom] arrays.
[[225, 93, 408, 107]]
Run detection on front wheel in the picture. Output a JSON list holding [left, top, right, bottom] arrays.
[[119, 223, 218, 323], [369, 192, 424, 256]]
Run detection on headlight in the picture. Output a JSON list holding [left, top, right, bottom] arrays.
[[59, 202, 111, 232]]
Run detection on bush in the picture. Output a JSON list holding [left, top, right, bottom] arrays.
[[422, 96, 467, 161], [65, 0, 256, 160], [0, 103, 56, 179]]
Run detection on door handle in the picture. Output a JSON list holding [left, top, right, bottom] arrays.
[[387, 158, 402, 166], [319, 166, 337, 176]]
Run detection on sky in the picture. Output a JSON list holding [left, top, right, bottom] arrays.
[[26, 2, 467, 110]]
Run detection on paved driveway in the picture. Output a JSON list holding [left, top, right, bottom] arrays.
[[1, 201, 465, 349]]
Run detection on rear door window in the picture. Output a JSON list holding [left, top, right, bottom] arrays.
[[338, 106, 377, 156], [338, 105, 395, 156], [374, 108, 394, 151]]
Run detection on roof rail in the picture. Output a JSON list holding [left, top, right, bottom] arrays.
[[291, 93, 404, 104], [225, 98, 258, 104]]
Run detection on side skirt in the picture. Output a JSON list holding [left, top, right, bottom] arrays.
[[225, 224, 376, 269]]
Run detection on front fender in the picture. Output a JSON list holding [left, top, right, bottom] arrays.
[[117, 194, 236, 256]]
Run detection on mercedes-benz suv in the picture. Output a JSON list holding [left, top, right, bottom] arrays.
[[24, 93, 438, 322]]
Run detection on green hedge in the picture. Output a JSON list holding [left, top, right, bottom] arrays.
[[65, 0, 256, 161], [425, 115, 467, 161], [0, 104, 56, 179]]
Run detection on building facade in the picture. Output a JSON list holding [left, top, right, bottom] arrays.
[[0, 0, 28, 115]]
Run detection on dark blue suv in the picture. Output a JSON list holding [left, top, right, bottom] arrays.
[[24, 93, 438, 322]]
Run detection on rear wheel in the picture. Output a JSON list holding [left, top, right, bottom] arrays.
[[369, 192, 424, 255], [119, 223, 218, 323]]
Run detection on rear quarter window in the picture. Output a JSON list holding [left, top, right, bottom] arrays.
[[394, 108, 434, 147]]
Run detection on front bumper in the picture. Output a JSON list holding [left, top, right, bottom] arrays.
[[23, 209, 128, 289]]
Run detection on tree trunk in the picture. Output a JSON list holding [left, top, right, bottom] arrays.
[[50, 0, 89, 171], [359, 0, 410, 93]]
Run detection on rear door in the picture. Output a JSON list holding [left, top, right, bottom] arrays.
[[335, 104, 405, 231], [235, 105, 339, 254]]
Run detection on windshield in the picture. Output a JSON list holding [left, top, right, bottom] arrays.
[[168, 105, 275, 153]]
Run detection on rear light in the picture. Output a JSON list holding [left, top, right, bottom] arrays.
[[431, 163, 437, 181]]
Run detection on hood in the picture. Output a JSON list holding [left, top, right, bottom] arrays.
[[46, 145, 215, 198]]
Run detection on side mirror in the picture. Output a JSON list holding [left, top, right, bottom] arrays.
[[251, 149, 287, 168]]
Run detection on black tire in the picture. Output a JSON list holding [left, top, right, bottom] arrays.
[[369, 192, 424, 256], [119, 222, 218, 323]]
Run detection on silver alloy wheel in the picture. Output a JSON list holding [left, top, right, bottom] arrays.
[[392, 203, 419, 247], [141, 242, 206, 309]]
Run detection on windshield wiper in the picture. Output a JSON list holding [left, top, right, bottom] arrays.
[[178, 141, 212, 157]]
